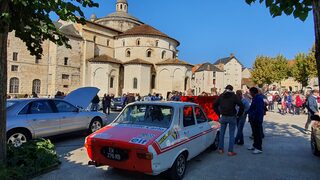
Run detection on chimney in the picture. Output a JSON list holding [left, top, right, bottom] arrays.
[[230, 53, 235, 58]]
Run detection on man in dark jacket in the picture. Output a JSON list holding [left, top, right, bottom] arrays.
[[247, 87, 265, 154], [91, 95, 100, 111], [305, 89, 320, 131], [104, 94, 112, 115], [214, 85, 244, 156]]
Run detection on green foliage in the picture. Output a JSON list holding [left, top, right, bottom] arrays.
[[0, 139, 59, 180], [251, 55, 290, 86], [292, 49, 317, 87], [245, 0, 313, 21], [0, 0, 99, 58]]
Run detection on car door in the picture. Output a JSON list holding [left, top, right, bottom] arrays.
[[194, 106, 214, 149], [181, 105, 201, 159], [53, 100, 85, 133], [26, 100, 60, 137]]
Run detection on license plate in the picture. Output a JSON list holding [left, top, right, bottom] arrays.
[[101, 147, 127, 161], [116, 106, 122, 109]]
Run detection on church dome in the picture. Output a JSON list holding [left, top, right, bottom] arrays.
[[118, 24, 180, 45], [117, 0, 127, 3]]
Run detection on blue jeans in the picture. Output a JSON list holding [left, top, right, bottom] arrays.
[[235, 114, 247, 144], [219, 116, 237, 152]]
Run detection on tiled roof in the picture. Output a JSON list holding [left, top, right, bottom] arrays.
[[192, 64, 202, 73], [88, 55, 122, 64], [156, 58, 193, 66], [214, 55, 243, 67], [118, 24, 180, 45], [123, 58, 153, 65], [196, 62, 223, 72]]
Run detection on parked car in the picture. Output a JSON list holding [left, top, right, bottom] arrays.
[[311, 121, 320, 156], [110, 97, 124, 111], [85, 101, 220, 180], [6, 87, 108, 147]]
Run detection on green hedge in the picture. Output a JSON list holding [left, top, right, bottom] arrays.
[[0, 139, 60, 180]]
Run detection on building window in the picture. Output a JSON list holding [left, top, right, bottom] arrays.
[[32, 79, 41, 94], [133, 78, 138, 89], [136, 38, 140, 46], [146, 49, 152, 58], [93, 36, 96, 43], [110, 77, 114, 88], [126, 49, 131, 57], [62, 74, 69, 80], [107, 39, 110, 47], [151, 75, 156, 89], [64, 57, 69, 66], [13, 52, 18, 61], [9, 77, 19, 93], [155, 40, 159, 47], [161, 51, 166, 59], [213, 79, 216, 85], [11, 65, 18, 72], [122, 40, 125, 47], [120, 4, 123, 9], [63, 85, 69, 88]]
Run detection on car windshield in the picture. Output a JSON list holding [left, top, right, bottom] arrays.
[[114, 104, 173, 128], [113, 98, 121, 102], [6, 101, 18, 109]]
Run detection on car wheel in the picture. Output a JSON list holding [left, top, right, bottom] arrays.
[[169, 153, 187, 180], [311, 134, 320, 156], [7, 130, 31, 147], [89, 117, 102, 134], [210, 131, 219, 151]]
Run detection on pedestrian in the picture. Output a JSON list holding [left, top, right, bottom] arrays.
[[235, 90, 251, 145], [247, 87, 265, 154], [295, 92, 303, 115], [102, 94, 107, 114], [305, 89, 320, 132], [104, 94, 111, 115], [32, 92, 38, 98], [214, 85, 244, 156], [55, 91, 64, 99], [121, 94, 128, 107], [91, 95, 100, 111]]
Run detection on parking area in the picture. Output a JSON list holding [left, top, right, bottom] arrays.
[[35, 112, 320, 180]]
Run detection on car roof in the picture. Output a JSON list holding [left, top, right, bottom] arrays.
[[128, 101, 197, 107]]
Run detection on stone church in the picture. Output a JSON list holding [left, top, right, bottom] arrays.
[[7, 0, 193, 98]]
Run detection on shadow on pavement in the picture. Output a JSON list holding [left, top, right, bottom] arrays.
[[35, 118, 320, 180]]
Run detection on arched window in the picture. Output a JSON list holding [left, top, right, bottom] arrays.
[[151, 75, 156, 89], [9, 77, 19, 93], [107, 39, 110, 47], [136, 38, 140, 46], [93, 36, 96, 43], [133, 78, 138, 89], [120, 4, 123, 9], [155, 40, 159, 47], [110, 77, 114, 88], [184, 77, 189, 91], [146, 49, 152, 58], [125, 49, 131, 57], [122, 40, 125, 47], [32, 79, 41, 94], [161, 51, 166, 59]]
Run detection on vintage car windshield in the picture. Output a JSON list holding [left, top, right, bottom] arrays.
[[114, 104, 173, 128]]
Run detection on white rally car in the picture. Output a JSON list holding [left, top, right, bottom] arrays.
[[85, 101, 220, 180]]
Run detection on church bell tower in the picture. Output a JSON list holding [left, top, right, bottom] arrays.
[[116, 0, 128, 13]]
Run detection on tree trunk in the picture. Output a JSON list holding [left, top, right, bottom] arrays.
[[313, 0, 320, 91], [0, 0, 9, 166]]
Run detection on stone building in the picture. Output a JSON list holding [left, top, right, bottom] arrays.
[[7, 0, 193, 98], [192, 54, 244, 94]]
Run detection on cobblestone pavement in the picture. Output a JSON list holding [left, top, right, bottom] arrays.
[[35, 111, 320, 180]]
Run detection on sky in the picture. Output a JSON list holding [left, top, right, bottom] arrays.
[[56, 0, 315, 68]]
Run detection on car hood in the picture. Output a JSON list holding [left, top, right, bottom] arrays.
[[64, 87, 100, 109], [90, 124, 167, 146]]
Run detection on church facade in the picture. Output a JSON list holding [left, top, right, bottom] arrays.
[[7, 0, 193, 98]]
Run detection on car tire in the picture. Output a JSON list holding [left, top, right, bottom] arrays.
[[210, 131, 219, 151], [7, 129, 31, 147], [89, 117, 102, 134], [169, 153, 187, 180], [311, 134, 320, 156]]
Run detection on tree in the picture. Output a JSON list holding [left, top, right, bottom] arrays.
[[251, 56, 275, 86], [245, 0, 320, 91], [0, 0, 98, 165], [273, 54, 289, 83]]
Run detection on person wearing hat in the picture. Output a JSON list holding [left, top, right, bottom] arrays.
[[214, 85, 244, 156]]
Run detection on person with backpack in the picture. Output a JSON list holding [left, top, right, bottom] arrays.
[[295, 92, 303, 115], [214, 85, 244, 156]]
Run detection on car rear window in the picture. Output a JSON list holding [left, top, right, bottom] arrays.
[[114, 105, 173, 128]]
